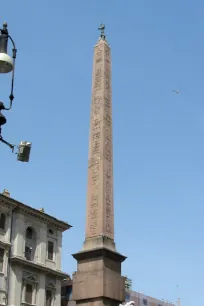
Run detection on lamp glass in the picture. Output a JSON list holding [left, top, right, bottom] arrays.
[[0, 53, 13, 73]]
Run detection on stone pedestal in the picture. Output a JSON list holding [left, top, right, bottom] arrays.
[[72, 248, 126, 306]]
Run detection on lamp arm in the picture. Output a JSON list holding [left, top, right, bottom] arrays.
[[0, 136, 15, 152]]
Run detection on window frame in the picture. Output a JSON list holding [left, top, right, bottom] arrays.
[[25, 283, 33, 304], [46, 289, 53, 306], [0, 248, 4, 272], [26, 227, 33, 240], [47, 240, 54, 261], [0, 213, 6, 230], [25, 246, 32, 261], [24, 226, 36, 262], [48, 229, 54, 236]]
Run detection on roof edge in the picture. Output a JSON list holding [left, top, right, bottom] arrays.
[[0, 194, 72, 232]]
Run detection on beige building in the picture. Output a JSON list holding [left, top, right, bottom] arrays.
[[0, 189, 71, 306], [125, 290, 174, 306]]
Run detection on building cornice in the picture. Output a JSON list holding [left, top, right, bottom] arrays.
[[72, 247, 127, 262], [0, 240, 11, 248], [10, 256, 70, 279], [0, 194, 72, 232]]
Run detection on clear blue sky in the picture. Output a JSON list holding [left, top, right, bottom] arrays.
[[0, 1, 203, 305]]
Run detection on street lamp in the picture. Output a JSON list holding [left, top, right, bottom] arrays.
[[0, 22, 31, 162]]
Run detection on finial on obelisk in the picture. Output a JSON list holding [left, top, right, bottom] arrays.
[[98, 23, 106, 40]]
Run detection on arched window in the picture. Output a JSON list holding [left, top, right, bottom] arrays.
[[46, 290, 52, 306], [48, 229, 53, 235], [25, 284, 33, 304], [26, 227, 33, 239], [25, 227, 36, 261], [0, 214, 6, 230]]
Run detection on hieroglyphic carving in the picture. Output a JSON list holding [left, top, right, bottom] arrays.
[[91, 163, 100, 188], [105, 63, 111, 90], [94, 67, 102, 90], [92, 97, 101, 116], [104, 127, 111, 162], [96, 51, 102, 62], [104, 159, 113, 235], [92, 131, 100, 155], [105, 50, 110, 63], [87, 41, 114, 238], [105, 44, 110, 63], [103, 44, 114, 237], [104, 98, 110, 112], [89, 195, 98, 235], [92, 118, 101, 132], [104, 116, 113, 236], [87, 48, 103, 237]]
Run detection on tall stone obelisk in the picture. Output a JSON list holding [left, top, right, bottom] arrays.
[[72, 25, 126, 306]]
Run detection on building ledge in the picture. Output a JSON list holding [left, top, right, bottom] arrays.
[[0, 194, 72, 232], [0, 241, 11, 248], [10, 256, 70, 279]]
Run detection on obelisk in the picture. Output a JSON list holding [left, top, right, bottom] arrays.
[[72, 25, 126, 306]]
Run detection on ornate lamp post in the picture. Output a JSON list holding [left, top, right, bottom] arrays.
[[0, 22, 31, 162]]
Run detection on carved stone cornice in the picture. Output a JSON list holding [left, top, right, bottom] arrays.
[[0, 240, 11, 248], [10, 256, 70, 279], [0, 194, 72, 232]]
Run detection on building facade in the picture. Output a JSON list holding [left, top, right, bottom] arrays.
[[0, 189, 71, 306], [125, 290, 174, 306], [61, 281, 174, 306]]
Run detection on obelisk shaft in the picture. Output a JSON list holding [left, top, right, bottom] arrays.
[[72, 27, 126, 306], [85, 36, 114, 242]]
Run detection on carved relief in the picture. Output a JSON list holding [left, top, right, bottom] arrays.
[[104, 114, 111, 127], [103, 50, 113, 233], [93, 131, 100, 141], [105, 89, 111, 100], [92, 118, 101, 131], [94, 67, 102, 90], [105, 46, 110, 63], [104, 98, 110, 112], [23, 272, 38, 283], [88, 156, 100, 168], [106, 76, 110, 89], [92, 97, 101, 116], [104, 129, 111, 161], [89, 195, 98, 235], [87, 42, 114, 238], [91, 163, 100, 189], [94, 89, 102, 98], [105, 63, 110, 89], [104, 160, 113, 235], [96, 51, 102, 62]]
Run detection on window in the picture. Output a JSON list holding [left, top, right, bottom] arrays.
[[143, 299, 147, 305], [48, 229, 53, 235], [0, 248, 4, 272], [25, 284, 33, 304], [46, 290, 52, 306], [48, 241, 54, 260], [25, 227, 36, 261], [25, 246, 32, 261], [26, 227, 33, 239], [0, 214, 5, 230], [66, 286, 72, 300]]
